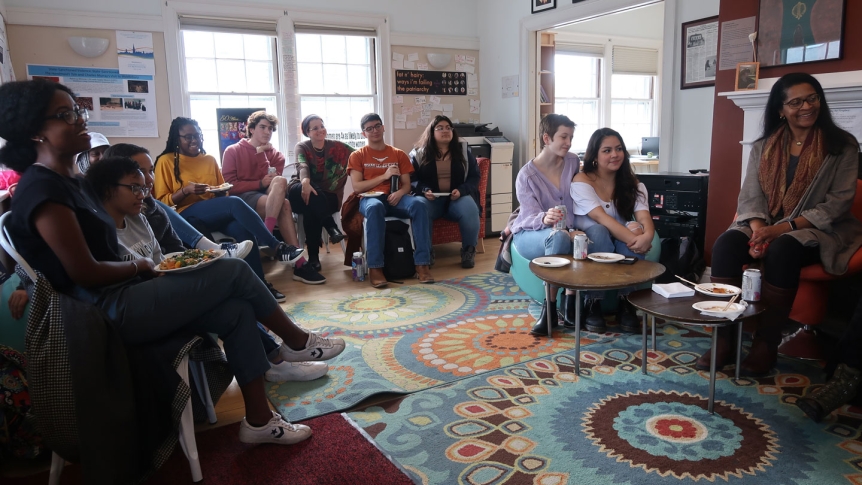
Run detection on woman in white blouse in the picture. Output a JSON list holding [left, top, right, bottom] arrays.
[[571, 128, 655, 334]]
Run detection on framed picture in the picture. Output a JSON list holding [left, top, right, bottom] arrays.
[[756, 0, 845, 67], [735, 62, 760, 91], [532, 0, 556, 14], [680, 16, 719, 90]]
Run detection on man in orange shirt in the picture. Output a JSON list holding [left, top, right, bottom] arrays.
[[348, 113, 434, 288]]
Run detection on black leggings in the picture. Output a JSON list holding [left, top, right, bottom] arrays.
[[287, 183, 339, 255], [711, 229, 820, 288]]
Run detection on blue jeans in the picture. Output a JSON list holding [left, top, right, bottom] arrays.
[[584, 224, 644, 298], [360, 194, 431, 268], [512, 227, 573, 261], [156, 199, 203, 248], [419, 196, 480, 247], [181, 196, 280, 280]]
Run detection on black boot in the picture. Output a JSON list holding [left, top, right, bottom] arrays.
[[616, 296, 640, 333], [696, 276, 742, 370], [740, 281, 796, 376], [584, 298, 605, 333], [562, 293, 578, 328], [323, 218, 345, 244], [531, 300, 558, 336], [796, 364, 862, 422]]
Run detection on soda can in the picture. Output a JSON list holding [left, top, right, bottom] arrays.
[[573, 233, 589, 260], [742, 269, 761, 302], [554, 205, 567, 231], [268, 166, 277, 175]]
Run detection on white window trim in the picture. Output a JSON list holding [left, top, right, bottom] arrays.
[[162, 1, 391, 150]]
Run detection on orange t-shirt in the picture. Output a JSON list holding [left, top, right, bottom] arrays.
[[347, 145, 413, 194]]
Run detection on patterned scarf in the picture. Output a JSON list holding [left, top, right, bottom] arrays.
[[758, 124, 825, 219]]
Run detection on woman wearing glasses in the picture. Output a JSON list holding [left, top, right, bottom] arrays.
[[288, 114, 353, 272], [153, 117, 324, 295], [701, 72, 862, 376], [410, 115, 481, 268]]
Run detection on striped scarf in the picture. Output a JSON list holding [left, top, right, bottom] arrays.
[[758, 124, 824, 219]]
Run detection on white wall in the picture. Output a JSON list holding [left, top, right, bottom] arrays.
[[4, 0, 479, 37], [669, 0, 719, 172], [553, 2, 664, 40]]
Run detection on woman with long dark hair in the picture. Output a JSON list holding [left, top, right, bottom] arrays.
[[410, 115, 481, 268], [571, 128, 655, 333], [0, 79, 344, 449], [702, 72, 862, 376]]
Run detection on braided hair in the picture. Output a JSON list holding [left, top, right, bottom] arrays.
[[158, 117, 205, 186]]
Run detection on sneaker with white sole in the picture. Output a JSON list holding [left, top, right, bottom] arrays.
[[221, 240, 254, 259], [265, 360, 329, 382], [238, 410, 311, 445], [293, 264, 326, 285], [277, 243, 307, 266], [265, 281, 286, 302], [279, 332, 345, 362]]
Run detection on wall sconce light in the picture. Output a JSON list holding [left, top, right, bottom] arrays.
[[426, 53, 452, 69], [68, 37, 110, 58]]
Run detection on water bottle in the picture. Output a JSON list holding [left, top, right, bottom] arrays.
[[390, 175, 399, 193], [352, 251, 365, 282]]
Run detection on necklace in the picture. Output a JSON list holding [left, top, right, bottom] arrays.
[[312, 144, 325, 153], [794, 140, 803, 146], [436, 150, 449, 160]]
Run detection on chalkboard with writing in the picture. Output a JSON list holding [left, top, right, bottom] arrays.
[[395, 70, 468, 95]]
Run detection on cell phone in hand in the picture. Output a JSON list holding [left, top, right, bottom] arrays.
[[619, 257, 637, 265]]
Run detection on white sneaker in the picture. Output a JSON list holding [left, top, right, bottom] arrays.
[[279, 332, 345, 362], [220, 240, 254, 259], [265, 360, 329, 382], [239, 411, 311, 445]]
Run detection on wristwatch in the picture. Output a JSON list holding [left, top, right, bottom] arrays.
[[787, 219, 798, 231]]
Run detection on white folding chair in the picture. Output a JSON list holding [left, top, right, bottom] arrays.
[[0, 212, 206, 483], [362, 216, 414, 276]]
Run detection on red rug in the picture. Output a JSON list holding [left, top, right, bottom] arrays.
[[5, 413, 413, 485]]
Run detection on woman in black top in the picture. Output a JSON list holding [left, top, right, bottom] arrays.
[[0, 79, 344, 446]]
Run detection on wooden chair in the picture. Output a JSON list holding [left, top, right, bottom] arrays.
[[430, 157, 489, 253]]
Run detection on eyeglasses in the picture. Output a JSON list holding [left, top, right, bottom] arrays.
[[45, 107, 89, 125], [784, 93, 820, 109], [115, 183, 150, 197], [434, 125, 453, 132], [363, 123, 384, 133], [179, 133, 203, 143], [308, 125, 326, 132]]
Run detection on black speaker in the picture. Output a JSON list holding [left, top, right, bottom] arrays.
[[638, 172, 709, 255]]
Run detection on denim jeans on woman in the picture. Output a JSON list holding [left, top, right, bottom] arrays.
[[418, 195, 480, 247], [359, 194, 431, 268], [584, 224, 644, 298], [512, 227, 573, 261]]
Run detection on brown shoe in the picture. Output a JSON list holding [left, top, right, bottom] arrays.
[[369, 268, 388, 288], [695, 326, 735, 371], [740, 337, 778, 376], [416, 265, 435, 284]]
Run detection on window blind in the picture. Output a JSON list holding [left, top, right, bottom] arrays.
[[612, 46, 658, 75], [294, 23, 376, 38], [555, 41, 604, 58], [179, 15, 277, 35]]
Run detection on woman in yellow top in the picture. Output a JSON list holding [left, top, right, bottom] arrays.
[[153, 117, 310, 297]]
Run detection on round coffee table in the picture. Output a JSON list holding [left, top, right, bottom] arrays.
[[530, 255, 665, 374], [627, 289, 766, 413]]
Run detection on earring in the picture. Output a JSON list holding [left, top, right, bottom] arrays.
[[32, 137, 45, 143]]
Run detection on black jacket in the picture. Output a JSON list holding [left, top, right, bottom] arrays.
[[409, 142, 481, 209]]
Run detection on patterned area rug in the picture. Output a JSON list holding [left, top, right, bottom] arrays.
[[268, 273, 611, 421], [347, 323, 862, 485]]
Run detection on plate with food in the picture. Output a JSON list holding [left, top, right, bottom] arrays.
[[587, 252, 625, 263], [692, 301, 746, 315], [431, 192, 451, 197], [360, 191, 384, 198], [694, 283, 741, 298], [532, 256, 570, 268], [155, 249, 225, 273], [206, 183, 233, 193]]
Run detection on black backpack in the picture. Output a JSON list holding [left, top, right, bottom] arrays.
[[382, 220, 415, 280], [656, 236, 706, 283]]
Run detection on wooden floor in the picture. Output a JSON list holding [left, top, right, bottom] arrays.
[[198, 237, 502, 431]]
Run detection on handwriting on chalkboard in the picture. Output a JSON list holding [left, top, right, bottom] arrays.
[[395, 70, 467, 95]]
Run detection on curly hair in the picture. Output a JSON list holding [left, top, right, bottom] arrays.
[[104, 143, 150, 159], [247, 110, 278, 137], [582, 128, 640, 221], [158, 117, 205, 186], [414, 115, 465, 168], [0, 80, 76, 172], [84, 155, 143, 201]]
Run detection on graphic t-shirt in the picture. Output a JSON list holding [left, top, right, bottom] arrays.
[[347, 144, 413, 194], [116, 213, 164, 264]]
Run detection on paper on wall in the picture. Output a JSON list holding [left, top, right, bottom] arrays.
[[407, 53, 419, 62], [469, 99, 480, 108], [465, 55, 475, 65], [456, 64, 475, 74], [423, 103, 433, 111], [468, 80, 478, 88], [470, 106, 480, 114], [443, 110, 453, 118], [392, 52, 404, 62], [418, 116, 429, 125], [468, 73, 476, 81], [417, 63, 428, 70], [406, 121, 417, 130], [395, 113, 407, 122], [415, 96, 426, 104], [455, 55, 465, 63], [404, 61, 416, 69], [467, 88, 478, 96], [431, 103, 443, 111], [429, 95, 441, 104], [117, 31, 155, 76], [393, 59, 404, 69], [392, 95, 403, 104], [442, 104, 453, 111], [394, 121, 406, 129]]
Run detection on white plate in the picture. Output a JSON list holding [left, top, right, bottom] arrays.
[[587, 252, 625, 263], [155, 249, 226, 274], [360, 191, 384, 198], [431, 192, 451, 197], [532, 256, 570, 268], [206, 183, 232, 193], [694, 283, 741, 298], [693, 301, 745, 314]]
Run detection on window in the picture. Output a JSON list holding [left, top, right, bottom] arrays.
[[295, 33, 376, 149], [181, 30, 280, 160], [554, 53, 600, 152], [611, 74, 654, 148]]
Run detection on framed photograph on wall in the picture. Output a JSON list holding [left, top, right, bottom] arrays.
[[735, 62, 760, 91], [532, 0, 556, 14], [680, 16, 719, 89], [756, 0, 845, 67]]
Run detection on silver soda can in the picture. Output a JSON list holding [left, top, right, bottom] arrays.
[[554, 205, 567, 231], [573, 233, 588, 260], [742, 269, 761, 302]]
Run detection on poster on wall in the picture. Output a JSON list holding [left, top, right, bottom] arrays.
[[216, 108, 263, 160], [27, 64, 158, 137], [116, 31, 155, 76], [0, 14, 15, 84], [681, 16, 718, 89], [395, 70, 468, 95]]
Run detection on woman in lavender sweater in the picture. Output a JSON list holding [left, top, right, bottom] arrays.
[[512, 114, 581, 336]]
